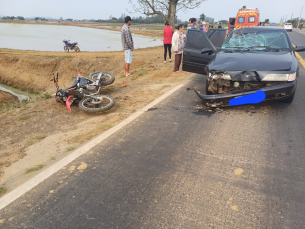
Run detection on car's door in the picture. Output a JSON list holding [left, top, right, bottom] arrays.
[[182, 29, 218, 74]]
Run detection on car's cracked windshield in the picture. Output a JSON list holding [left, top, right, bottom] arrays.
[[222, 30, 290, 51]]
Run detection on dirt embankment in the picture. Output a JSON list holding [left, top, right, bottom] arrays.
[[0, 47, 191, 193], [0, 91, 18, 104]]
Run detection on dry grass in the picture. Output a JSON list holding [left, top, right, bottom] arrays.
[[69, 124, 112, 143]]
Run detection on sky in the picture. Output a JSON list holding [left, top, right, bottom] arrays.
[[0, 0, 304, 23]]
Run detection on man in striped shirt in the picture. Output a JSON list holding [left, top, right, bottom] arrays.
[[121, 16, 134, 77]]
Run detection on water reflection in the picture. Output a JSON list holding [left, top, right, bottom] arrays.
[[0, 23, 161, 51]]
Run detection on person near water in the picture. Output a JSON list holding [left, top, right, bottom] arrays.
[[172, 24, 186, 73], [121, 16, 134, 77], [187, 18, 198, 30], [163, 21, 174, 64], [218, 23, 222, 28]]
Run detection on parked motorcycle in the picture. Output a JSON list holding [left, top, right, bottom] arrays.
[[53, 72, 115, 113], [63, 39, 80, 52]]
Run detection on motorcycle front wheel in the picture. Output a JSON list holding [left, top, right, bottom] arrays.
[[64, 46, 69, 52], [89, 72, 115, 86], [74, 46, 80, 52], [78, 95, 115, 113]]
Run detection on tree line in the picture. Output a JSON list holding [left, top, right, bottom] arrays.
[[2, 16, 25, 20], [287, 18, 305, 28]]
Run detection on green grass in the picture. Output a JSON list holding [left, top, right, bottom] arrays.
[[0, 187, 7, 196], [17, 115, 30, 121], [25, 164, 44, 174], [44, 92, 52, 99], [62, 55, 74, 59], [96, 55, 112, 59], [0, 102, 21, 112], [66, 147, 75, 152], [34, 90, 40, 95], [44, 55, 57, 58], [0, 152, 9, 158], [32, 135, 46, 140]]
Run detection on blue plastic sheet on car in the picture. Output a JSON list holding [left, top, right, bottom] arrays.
[[229, 90, 266, 106]]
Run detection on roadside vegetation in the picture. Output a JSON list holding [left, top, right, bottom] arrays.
[[25, 164, 45, 174]]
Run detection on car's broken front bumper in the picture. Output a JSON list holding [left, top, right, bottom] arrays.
[[194, 80, 297, 107]]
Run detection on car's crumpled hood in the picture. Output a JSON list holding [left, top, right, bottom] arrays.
[[209, 51, 293, 71]]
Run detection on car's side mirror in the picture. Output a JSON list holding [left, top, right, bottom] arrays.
[[201, 48, 215, 54], [294, 46, 305, 52]]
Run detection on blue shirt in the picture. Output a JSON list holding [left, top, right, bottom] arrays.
[[187, 24, 196, 30]]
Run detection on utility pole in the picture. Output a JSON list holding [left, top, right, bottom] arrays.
[[291, 12, 293, 21], [284, 15, 287, 23], [298, 6, 303, 28]]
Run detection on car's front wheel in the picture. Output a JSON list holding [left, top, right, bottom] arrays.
[[282, 91, 295, 103]]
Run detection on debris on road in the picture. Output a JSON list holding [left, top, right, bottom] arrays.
[[147, 107, 159, 112]]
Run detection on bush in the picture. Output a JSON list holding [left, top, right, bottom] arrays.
[[44, 93, 52, 99]]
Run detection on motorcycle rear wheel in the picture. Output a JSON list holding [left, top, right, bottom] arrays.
[[78, 95, 115, 113], [64, 46, 69, 52], [89, 72, 115, 86], [74, 46, 80, 52]]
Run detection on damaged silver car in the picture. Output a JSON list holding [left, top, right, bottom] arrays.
[[182, 27, 305, 107]]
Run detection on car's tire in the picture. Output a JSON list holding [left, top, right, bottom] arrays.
[[89, 72, 115, 86], [64, 46, 69, 52], [282, 91, 295, 103]]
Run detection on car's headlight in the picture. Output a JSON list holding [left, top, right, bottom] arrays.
[[262, 73, 296, 82], [209, 73, 231, 80]]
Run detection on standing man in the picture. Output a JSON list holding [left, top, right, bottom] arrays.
[[187, 18, 199, 30], [121, 16, 134, 77], [300, 22, 304, 30], [218, 23, 222, 28]]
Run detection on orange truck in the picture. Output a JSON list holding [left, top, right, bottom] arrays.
[[228, 6, 260, 34]]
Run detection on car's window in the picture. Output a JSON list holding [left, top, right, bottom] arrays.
[[208, 30, 227, 47], [222, 30, 290, 50], [229, 18, 235, 25], [248, 17, 255, 23], [185, 30, 214, 50], [238, 17, 245, 23], [285, 23, 292, 25]]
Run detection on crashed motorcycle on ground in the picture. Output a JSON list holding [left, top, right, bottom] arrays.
[[63, 39, 80, 52], [53, 72, 115, 113]]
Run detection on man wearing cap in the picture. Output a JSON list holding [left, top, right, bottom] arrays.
[[121, 16, 134, 77]]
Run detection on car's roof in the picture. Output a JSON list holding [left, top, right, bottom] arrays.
[[234, 26, 285, 33]]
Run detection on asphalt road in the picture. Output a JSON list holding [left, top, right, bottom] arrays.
[[1, 32, 305, 229]]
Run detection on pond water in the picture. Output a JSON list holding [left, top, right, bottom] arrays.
[[0, 83, 31, 102], [0, 23, 162, 52]]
